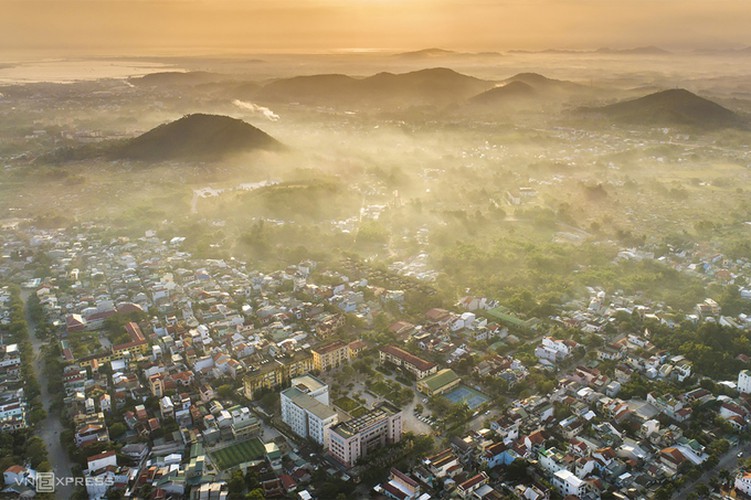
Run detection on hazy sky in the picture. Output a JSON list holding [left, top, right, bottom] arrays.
[[3, 0, 751, 56]]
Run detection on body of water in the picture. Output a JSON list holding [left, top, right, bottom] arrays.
[[0, 59, 181, 84]]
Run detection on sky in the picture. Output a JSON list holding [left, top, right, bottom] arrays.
[[2, 0, 751, 56]]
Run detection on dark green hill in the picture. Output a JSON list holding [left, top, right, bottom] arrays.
[[585, 88, 745, 129], [468, 81, 537, 105], [254, 74, 358, 103], [113, 114, 281, 161], [503, 72, 584, 92]]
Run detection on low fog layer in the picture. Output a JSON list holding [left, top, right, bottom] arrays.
[[2, 51, 751, 317]]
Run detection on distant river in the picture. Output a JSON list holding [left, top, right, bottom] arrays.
[[0, 59, 182, 84]]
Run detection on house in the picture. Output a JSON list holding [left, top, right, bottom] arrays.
[[659, 447, 686, 476], [481, 442, 518, 468], [388, 321, 417, 342], [456, 472, 489, 498], [551, 469, 599, 498], [491, 413, 522, 444], [87, 450, 118, 473], [423, 449, 462, 479], [425, 308, 453, 327], [739, 370, 751, 394], [378, 468, 421, 500], [3, 465, 35, 490], [535, 337, 577, 363]]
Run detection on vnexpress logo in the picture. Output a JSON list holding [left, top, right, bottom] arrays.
[[36, 472, 55, 493], [22, 471, 115, 492]]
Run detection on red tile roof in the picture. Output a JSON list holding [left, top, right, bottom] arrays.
[[380, 345, 436, 372]]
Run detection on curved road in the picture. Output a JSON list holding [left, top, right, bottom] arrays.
[[22, 290, 74, 500]]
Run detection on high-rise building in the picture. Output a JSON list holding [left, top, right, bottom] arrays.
[[327, 402, 402, 468], [280, 375, 338, 446]]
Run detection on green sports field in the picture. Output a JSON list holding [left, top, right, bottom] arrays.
[[209, 437, 265, 470]]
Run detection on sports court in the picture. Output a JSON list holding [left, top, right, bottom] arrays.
[[444, 384, 489, 410]]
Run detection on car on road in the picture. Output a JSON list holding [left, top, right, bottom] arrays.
[[738, 451, 744, 458]]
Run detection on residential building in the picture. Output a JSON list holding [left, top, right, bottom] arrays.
[[423, 449, 462, 479], [739, 370, 751, 394], [87, 450, 117, 473], [551, 469, 597, 498], [378, 468, 421, 500], [736, 471, 751, 497], [457, 472, 489, 498]]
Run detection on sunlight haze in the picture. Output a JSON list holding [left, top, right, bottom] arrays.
[[2, 0, 751, 56]]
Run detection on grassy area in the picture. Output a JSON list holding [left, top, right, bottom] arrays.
[[67, 331, 102, 358], [333, 396, 360, 412], [350, 407, 369, 418], [209, 438, 265, 470]]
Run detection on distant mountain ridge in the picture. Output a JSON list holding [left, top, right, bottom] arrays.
[[581, 88, 745, 129], [131, 71, 229, 86], [394, 48, 457, 58], [253, 67, 495, 107], [113, 114, 281, 161], [596, 46, 671, 55], [393, 48, 503, 59], [508, 46, 670, 55]]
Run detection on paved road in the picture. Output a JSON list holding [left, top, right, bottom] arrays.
[[672, 441, 751, 499], [22, 290, 74, 500]]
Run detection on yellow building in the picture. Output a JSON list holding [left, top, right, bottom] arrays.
[[243, 352, 313, 400], [311, 341, 350, 372]]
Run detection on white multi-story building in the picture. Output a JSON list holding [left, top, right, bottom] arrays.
[[535, 337, 577, 363], [552, 470, 583, 497], [736, 471, 751, 496], [281, 375, 338, 446], [0, 402, 25, 423], [0, 344, 21, 370], [551, 470, 599, 498], [738, 370, 751, 394], [327, 402, 402, 468]]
